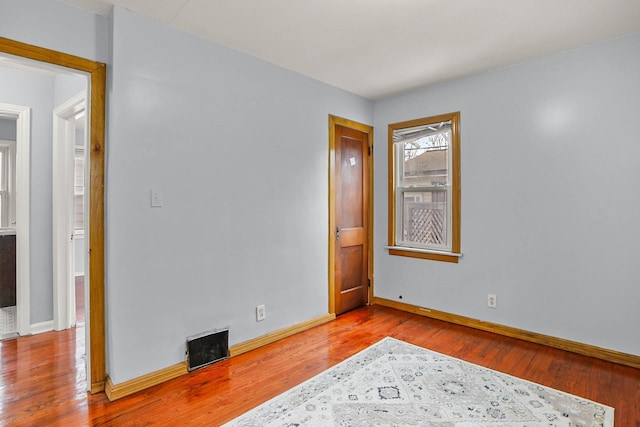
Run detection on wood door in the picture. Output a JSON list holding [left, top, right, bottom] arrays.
[[334, 124, 369, 314]]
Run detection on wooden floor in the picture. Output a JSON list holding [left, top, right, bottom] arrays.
[[1, 305, 638, 426], [75, 275, 85, 326]]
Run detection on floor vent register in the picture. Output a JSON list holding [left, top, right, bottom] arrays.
[[186, 327, 229, 371]]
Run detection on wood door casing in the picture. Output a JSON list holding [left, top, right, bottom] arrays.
[[334, 124, 369, 314], [0, 36, 107, 393]]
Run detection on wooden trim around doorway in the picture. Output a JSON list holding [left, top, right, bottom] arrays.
[[0, 37, 107, 393], [328, 115, 374, 314]]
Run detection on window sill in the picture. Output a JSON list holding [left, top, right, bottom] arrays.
[[386, 246, 461, 263]]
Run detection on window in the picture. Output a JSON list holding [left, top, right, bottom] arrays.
[[0, 140, 16, 228], [388, 112, 460, 263], [74, 147, 85, 233]]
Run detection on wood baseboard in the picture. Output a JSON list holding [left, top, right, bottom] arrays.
[[105, 312, 337, 401], [374, 297, 640, 370], [30, 320, 53, 335], [90, 381, 105, 394], [105, 362, 188, 401], [230, 313, 336, 357]]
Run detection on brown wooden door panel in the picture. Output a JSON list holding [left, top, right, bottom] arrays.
[[337, 228, 364, 247], [339, 247, 362, 288], [335, 124, 369, 314], [339, 136, 363, 229]]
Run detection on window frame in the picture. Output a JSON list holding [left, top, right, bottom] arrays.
[[387, 112, 461, 263]]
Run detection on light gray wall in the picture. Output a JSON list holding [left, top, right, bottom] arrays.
[[4, 0, 637, 390], [54, 74, 87, 107], [1, 0, 91, 325], [0, 0, 108, 63], [374, 32, 640, 356], [106, 7, 373, 383], [0, 118, 16, 140], [74, 236, 85, 276], [0, 66, 55, 323]]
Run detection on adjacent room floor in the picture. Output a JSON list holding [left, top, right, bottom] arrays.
[[0, 276, 84, 340]]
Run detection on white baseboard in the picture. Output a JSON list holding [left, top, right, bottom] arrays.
[[30, 320, 54, 335]]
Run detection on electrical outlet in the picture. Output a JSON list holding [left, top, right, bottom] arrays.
[[150, 188, 163, 207], [256, 304, 266, 321], [487, 294, 497, 308]]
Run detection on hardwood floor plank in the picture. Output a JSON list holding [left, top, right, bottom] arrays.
[[1, 305, 638, 426]]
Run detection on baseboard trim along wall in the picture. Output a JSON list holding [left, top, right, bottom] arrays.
[[104, 312, 336, 401], [105, 362, 187, 401], [90, 379, 105, 394], [229, 313, 336, 357], [374, 297, 640, 370], [30, 320, 54, 335]]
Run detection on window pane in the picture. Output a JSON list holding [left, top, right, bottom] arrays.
[[0, 150, 5, 227], [74, 194, 84, 231], [0, 150, 4, 191], [402, 191, 447, 247], [74, 152, 85, 231], [398, 120, 450, 188], [74, 156, 84, 194]]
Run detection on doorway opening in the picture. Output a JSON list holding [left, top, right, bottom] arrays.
[[0, 130, 17, 339], [0, 36, 106, 393], [0, 103, 30, 339], [328, 115, 374, 315], [53, 91, 87, 332]]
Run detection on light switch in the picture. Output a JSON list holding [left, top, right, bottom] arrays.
[[151, 188, 163, 207]]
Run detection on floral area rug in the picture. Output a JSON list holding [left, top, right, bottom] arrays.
[[222, 337, 614, 426]]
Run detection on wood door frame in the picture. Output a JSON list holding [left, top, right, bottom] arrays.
[[328, 115, 374, 314], [0, 37, 107, 393]]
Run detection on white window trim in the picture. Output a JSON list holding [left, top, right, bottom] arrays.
[[393, 130, 453, 252], [0, 139, 16, 228]]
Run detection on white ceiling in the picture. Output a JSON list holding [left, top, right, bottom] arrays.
[[60, 0, 640, 100]]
